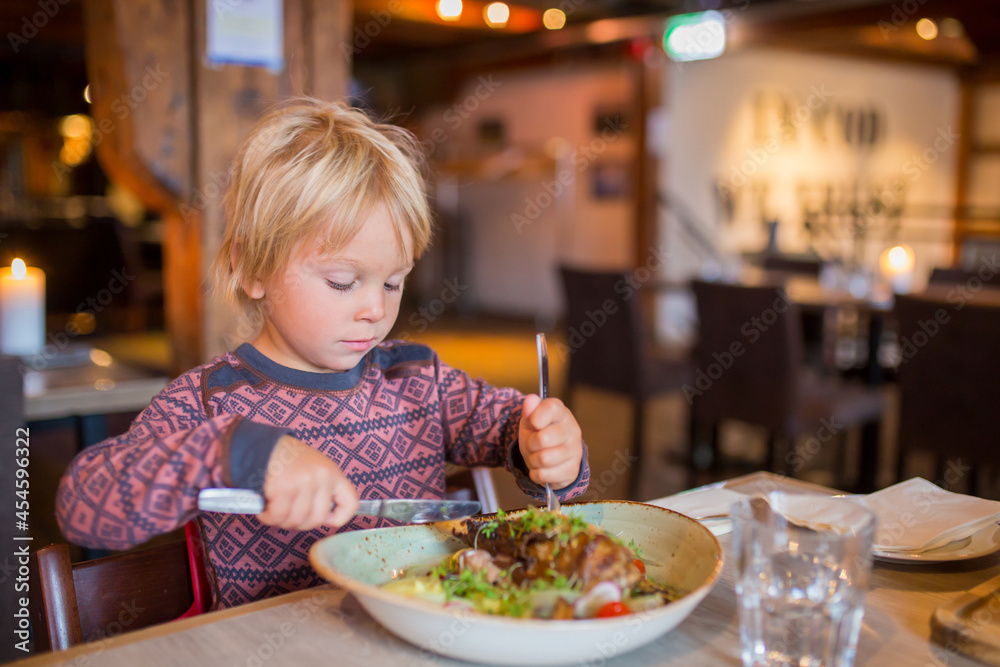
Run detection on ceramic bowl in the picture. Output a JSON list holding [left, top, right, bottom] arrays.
[[309, 500, 723, 666]]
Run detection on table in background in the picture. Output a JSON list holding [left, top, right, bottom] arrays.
[[22, 351, 168, 559], [24, 352, 168, 445], [12, 472, 997, 667]]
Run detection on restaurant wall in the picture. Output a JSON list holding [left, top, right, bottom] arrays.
[[658, 48, 961, 287], [420, 62, 637, 319]]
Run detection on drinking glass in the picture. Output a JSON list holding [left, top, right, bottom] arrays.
[[731, 492, 877, 667]]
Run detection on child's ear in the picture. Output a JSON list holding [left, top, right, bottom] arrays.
[[243, 280, 265, 300], [230, 239, 266, 300]]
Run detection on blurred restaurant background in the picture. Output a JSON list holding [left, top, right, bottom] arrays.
[[0, 0, 999, 549]]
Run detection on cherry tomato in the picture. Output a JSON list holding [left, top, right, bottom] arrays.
[[633, 558, 646, 575], [595, 601, 631, 618]]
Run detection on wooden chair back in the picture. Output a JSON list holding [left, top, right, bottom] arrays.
[[690, 280, 804, 434], [928, 266, 1000, 289], [30, 538, 201, 652], [894, 292, 1000, 479], [558, 266, 648, 398]]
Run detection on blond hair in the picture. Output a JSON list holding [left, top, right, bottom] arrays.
[[214, 98, 432, 327]]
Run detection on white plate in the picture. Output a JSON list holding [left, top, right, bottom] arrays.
[[310, 501, 724, 666], [873, 523, 1000, 563]]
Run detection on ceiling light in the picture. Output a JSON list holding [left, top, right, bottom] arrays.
[[543, 8, 566, 30], [915, 18, 938, 40], [436, 0, 462, 22], [484, 2, 509, 28]]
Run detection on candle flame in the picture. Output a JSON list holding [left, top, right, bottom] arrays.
[[887, 246, 911, 270], [11, 258, 27, 280]]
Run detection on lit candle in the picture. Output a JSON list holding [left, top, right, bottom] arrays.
[[0, 258, 46, 356], [879, 245, 915, 294]]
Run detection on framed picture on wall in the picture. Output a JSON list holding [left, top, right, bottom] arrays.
[[590, 159, 631, 199]]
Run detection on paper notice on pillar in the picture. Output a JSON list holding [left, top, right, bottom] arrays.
[[206, 0, 284, 72]]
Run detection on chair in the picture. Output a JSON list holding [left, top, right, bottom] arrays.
[[558, 266, 693, 497], [690, 280, 888, 491], [29, 521, 210, 652], [927, 266, 1000, 289], [445, 466, 499, 514], [894, 292, 1000, 494], [761, 254, 824, 278]]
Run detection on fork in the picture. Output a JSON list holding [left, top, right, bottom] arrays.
[[536, 333, 560, 514]]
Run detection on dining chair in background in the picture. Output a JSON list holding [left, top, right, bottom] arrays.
[[893, 292, 1000, 496], [445, 465, 499, 513], [760, 254, 824, 278], [690, 280, 888, 491], [558, 266, 692, 498], [29, 523, 210, 652], [927, 266, 1000, 289]]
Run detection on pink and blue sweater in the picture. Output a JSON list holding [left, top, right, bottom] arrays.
[[56, 341, 590, 609]]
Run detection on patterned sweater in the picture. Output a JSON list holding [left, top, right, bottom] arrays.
[[56, 341, 590, 609]]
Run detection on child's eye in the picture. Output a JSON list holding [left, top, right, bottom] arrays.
[[326, 279, 356, 292], [384, 282, 402, 293]]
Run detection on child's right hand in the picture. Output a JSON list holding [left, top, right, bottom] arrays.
[[257, 435, 359, 531]]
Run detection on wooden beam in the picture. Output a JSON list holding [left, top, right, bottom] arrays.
[[952, 76, 975, 263], [84, 0, 352, 369], [82, 0, 202, 374]]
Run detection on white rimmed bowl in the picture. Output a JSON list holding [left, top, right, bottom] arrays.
[[309, 500, 723, 666]]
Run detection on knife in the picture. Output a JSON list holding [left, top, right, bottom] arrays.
[[197, 488, 481, 524]]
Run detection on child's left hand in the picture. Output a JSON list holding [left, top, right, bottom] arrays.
[[518, 395, 583, 490]]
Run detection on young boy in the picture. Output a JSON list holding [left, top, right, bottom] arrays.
[[56, 99, 589, 610]]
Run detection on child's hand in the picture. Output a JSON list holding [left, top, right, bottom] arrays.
[[518, 395, 583, 490], [257, 435, 359, 530]]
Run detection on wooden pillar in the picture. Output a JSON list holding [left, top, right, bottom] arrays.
[[83, 0, 353, 372]]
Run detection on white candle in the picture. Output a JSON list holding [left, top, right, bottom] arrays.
[[879, 245, 915, 294], [0, 258, 46, 356]]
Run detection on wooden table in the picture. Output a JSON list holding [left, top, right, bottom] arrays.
[[23, 356, 168, 423], [13, 473, 999, 667]]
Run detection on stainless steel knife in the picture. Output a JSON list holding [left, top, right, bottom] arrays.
[[197, 488, 481, 524]]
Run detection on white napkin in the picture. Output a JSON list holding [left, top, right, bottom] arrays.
[[859, 478, 1000, 553], [767, 494, 874, 535], [647, 485, 745, 536]]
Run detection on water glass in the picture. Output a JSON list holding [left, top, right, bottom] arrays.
[[731, 492, 877, 667]]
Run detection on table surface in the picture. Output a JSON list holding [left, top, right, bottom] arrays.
[[22, 355, 168, 421], [14, 472, 999, 667]]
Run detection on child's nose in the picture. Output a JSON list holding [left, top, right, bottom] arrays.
[[355, 286, 385, 322]]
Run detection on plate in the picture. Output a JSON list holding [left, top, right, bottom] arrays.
[[873, 523, 1000, 563], [309, 501, 723, 666]]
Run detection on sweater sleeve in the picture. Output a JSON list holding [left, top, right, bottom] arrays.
[[55, 369, 285, 551], [434, 355, 590, 502]]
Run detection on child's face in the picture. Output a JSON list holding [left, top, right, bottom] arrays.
[[250, 206, 414, 373]]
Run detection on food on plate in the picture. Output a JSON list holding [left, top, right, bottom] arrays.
[[380, 507, 683, 619]]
